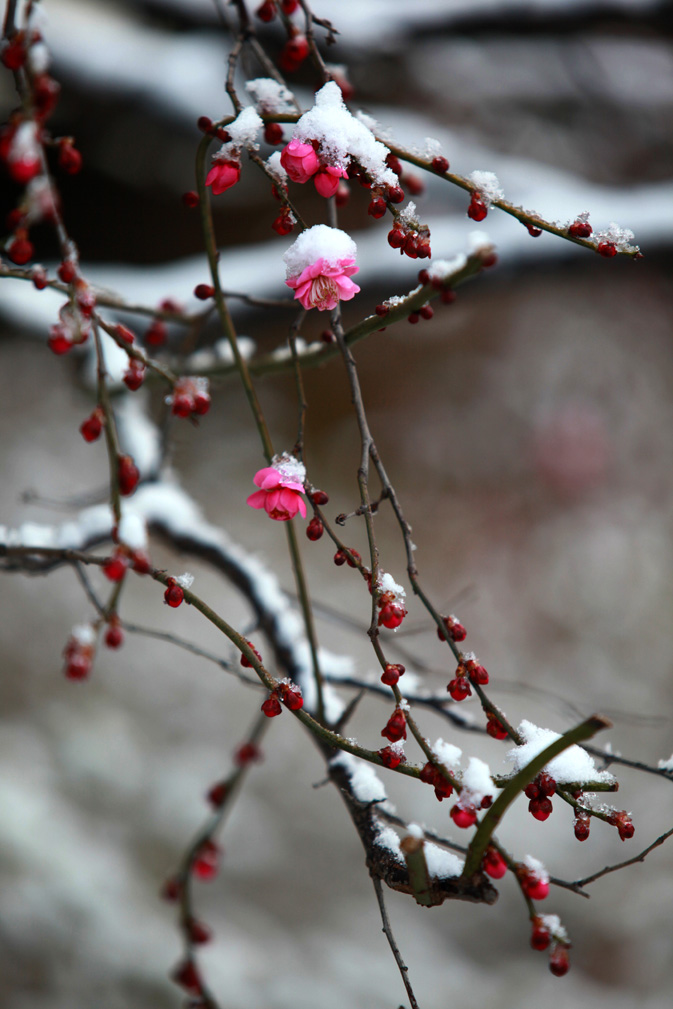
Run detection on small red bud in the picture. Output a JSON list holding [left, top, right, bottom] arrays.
[[597, 241, 617, 258], [79, 407, 104, 443], [7, 232, 34, 266], [188, 918, 212, 945], [117, 455, 139, 496], [568, 220, 592, 238], [104, 620, 124, 649], [279, 35, 309, 73], [193, 839, 220, 880], [467, 193, 488, 222], [387, 228, 405, 249], [57, 260, 77, 284], [431, 156, 449, 173], [451, 804, 477, 829], [549, 945, 570, 977], [306, 517, 324, 541], [385, 154, 402, 176], [194, 283, 215, 300], [311, 490, 329, 505], [164, 579, 184, 608], [381, 708, 407, 742], [235, 742, 262, 766], [182, 190, 199, 208], [58, 140, 82, 174], [529, 796, 553, 821], [171, 959, 202, 995], [368, 197, 387, 219], [207, 781, 228, 807], [483, 848, 507, 879], [264, 122, 284, 145], [256, 0, 277, 22], [526, 224, 542, 237], [378, 745, 405, 769], [261, 693, 282, 717], [103, 554, 128, 583], [419, 304, 434, 320]]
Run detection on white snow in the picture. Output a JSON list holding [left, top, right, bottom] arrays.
[[7, 121, 39, 165], [245, 78, 295, 113], [215, 107, 263, 162], [424, 842, 464, 880], [506, 720, 616, 786], [292, 82, 397, 187], [373, 824, 403, 861], [469, 170, 504, 205], [271, 453, 306, 485], [27, 41, 50, 75], [539, 914, 568, 942], [378, 572, 406, 601], [594, 221, 639, 253], [117, 511, 147, 551], [283, 225, 357, 278], [266, 151, 288, 185], [427, 254, 468, 280], [175, 572, 194, 589], [461, 756, 495, 805], [658, 754, 673, 772], [523, 854, 548, 882], [405, 822, 424, 839], [331, 752, 387, 803], [432, 739, 462, 770], [468, 231, 494, 254], [71, 623, 96, 646]]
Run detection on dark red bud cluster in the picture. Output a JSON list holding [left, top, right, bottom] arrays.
[[378, 745, 406, 769], [419, 761, 454, 800]]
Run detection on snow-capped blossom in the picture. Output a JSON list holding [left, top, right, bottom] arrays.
[[205, 107, 263, 195], [247, 455, 307, 521], [292, 82, 396, 188], [314, 164, 348, 198], [205, 160, 240, 195], [280, 139, 320, 183], [520, 856, 550, 900], [283, 225, 360, 312], [287, 258, 359, 312]]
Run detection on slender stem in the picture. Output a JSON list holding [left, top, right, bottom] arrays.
[[572, 827, 673, 888], [195, 134, 274, 460], [284, 521, 325, 723], [371, 876, 421, 1009]]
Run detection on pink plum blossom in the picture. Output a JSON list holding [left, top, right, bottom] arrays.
[[279, 139, 320, 183], [247, 465, 307, 521], [286, 257, 360, 312], [314, 165, 348, 198], [205, 159, 241, 195]]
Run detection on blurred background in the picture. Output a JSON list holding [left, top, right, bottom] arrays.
[[2, 1, 673, 1007]]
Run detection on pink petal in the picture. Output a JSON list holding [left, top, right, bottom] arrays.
[[253, 467, 282, 489], [247, 490, 268, 509], [265, 489, 282, 513]]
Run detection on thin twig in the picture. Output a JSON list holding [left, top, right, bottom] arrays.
[[572, 827, 673, 888], [371, 876, 421, 1009]]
